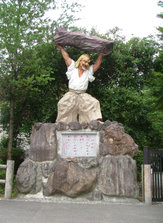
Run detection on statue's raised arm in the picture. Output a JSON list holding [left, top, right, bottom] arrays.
[[54, 28, 114, 124], [93, 53, 109, 73], [56, 44, 72, 67]]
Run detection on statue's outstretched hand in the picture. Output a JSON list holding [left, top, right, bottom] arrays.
[[99, 52, 111, 57], [56, 44, 64, 50]]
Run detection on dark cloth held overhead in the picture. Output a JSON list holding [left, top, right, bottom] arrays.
[[53, 28, 114, 54]]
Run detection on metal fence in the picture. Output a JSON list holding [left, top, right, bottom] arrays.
[[144, 147, 163, 202]]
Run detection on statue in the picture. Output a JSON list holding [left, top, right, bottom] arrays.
[[53, 28, 114, 124], [56, 44, 109, 124]]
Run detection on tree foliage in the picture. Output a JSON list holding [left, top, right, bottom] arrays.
[[157, 1, 163, 40], [86, 36, 161, 150], [1, 33, 162, 151], [0, 0, 82, 159], [0, 1, 162, 164]]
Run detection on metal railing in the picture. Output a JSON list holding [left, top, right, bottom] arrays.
[[143, 146, 163, 203]]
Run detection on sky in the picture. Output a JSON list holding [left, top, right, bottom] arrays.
[[65, 0, 162, 40]]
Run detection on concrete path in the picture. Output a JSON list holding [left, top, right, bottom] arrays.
[[0, 198, 163, 223]]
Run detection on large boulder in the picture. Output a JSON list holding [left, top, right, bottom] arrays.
[[53, 27, 114, 54], [16, 159, 56, 194], [43, 159, 97, 197], [29, 123, 57, 161], [99, 122, 138, 157], [97, 155, 139, 198], [16, 159, 41, 194]]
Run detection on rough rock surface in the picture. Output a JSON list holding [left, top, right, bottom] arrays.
[[53, 27, 114, 54], [97, 155, 139, 197], [41, 161, 56, 178], [89, 120, 103, 131], [56, 122, 68, 131], [16, 120, 139, 200], [68, 122, 82, 130], [99, 122, 138, 157], [43, 159, 97, 197], [29, 123, 57, 161], [16, 159, 41, 194]]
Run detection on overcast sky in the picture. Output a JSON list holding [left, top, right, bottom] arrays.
[[67, 0, 162, 40]]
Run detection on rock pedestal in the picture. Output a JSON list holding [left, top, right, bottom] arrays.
[[16, 120, 139, 200]]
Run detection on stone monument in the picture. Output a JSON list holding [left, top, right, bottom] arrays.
[[16, 120, 139, 200], [16, 31, 139, 201]]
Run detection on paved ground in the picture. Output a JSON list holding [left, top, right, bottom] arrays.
[[0, 198, 163, 223]]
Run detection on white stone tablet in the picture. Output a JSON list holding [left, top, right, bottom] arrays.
[[57, 131, 99, 158]]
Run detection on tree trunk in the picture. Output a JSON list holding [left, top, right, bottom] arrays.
[[7, 99, 14, 160]]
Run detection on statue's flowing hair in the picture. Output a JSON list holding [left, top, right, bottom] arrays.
[[75, 54, 90, 68]]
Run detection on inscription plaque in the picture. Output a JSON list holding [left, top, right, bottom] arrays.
[[57, 131, 99, 158]]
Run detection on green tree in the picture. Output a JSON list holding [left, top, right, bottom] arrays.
[[0, 0, 55, 160], [140, 0, 163, 150], [86, 34, 161, 150], [0, 0, 81, 159], [157, 1, 163, 41], [14, 33, 161, 150], [152, 0, 163, 110]]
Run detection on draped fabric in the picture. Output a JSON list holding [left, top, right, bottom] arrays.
[[56, 90, 102, 123]]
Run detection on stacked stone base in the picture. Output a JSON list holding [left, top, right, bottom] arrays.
[[16, 120, 139, 200]]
